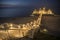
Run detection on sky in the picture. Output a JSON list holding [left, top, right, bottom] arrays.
[[0, 0, 60, 17]]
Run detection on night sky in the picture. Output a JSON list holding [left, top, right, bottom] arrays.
[[0, 0, 60, 17]]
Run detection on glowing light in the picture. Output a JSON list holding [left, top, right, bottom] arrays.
[[0, 25, 4, 28], [32, 9, 38, 14], [32, 7, 54, 15], [43, 29, 48, 32], [48, 9, 53, 14]]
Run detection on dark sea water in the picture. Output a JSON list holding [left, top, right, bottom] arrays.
[[0, 6, 60, 17], [0, 7, 35, 17]]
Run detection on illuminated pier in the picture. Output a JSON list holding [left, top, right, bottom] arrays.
[[0, 8, 54, 40]]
